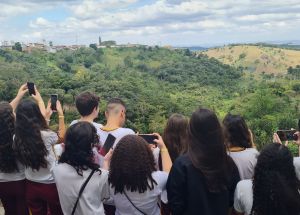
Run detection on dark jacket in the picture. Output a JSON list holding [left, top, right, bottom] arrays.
[[167, 154, 240, 215]]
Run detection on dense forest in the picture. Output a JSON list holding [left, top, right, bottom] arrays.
[[0, 46, 299, 154]]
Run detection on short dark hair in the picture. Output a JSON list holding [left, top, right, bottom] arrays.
[[106, 98, 126, 113], [75, 92, 100, 116]]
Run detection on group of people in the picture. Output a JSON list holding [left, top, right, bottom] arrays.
[[0, 84, 300, 215]]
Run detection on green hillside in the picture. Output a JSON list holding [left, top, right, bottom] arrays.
[[0, 46, 299, 152]]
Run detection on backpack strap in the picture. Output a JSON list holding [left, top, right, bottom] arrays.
[[71, 169, 97, 215], [123, 190, 147, 215]]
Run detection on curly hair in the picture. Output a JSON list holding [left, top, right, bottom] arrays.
[[163, 113, 188, 162], [14, 99, 49, 170], [109, 135, 157, 194], [0, 102, 18, 173], [251, 143, 300, 215], [59, 122, 100, 176], [223, 114, 252, 148]]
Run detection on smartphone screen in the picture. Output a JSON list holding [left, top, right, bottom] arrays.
[[27, 82, 35, 95], [50, 94, 58, 111], [277, 130, 297, 141], [99, 134, 116, 156], [138, 134, 158, 144]]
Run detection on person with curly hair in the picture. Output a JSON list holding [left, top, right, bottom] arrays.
[[167, 108, 240, 215], [108, 134, 172, 215], [53, 122, 110, 215], [13, 88, 63, 215], [234, 143, 300, 215], [0, 84, 29, 215], [223, 114, 259, 179]]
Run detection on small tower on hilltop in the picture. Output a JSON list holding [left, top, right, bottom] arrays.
[[99, 36, 102, 46]]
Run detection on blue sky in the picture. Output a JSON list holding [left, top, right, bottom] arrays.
[[1, 0, 300, 46]]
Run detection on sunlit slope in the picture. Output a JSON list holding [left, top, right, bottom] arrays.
[[203, 45, 300, 74]]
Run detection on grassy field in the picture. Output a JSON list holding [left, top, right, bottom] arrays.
[[203, 44, 300, 74]]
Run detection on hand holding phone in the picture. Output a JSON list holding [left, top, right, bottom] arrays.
[[99, 134, 116, 156], [27, 82, 35, 95], [50, 94, 58, 111], [276, 130, 298, 141], [138, 134, 158, 144]]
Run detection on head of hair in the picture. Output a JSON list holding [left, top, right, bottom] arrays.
[[14, 99, 49, 170], [105, 98, 126, 115], [251, 143, 300, 215], [223, 114, 252, 148], [59, 122, 100, 175], [0, 102, 18, 173], [109, 135, 157, 194], [187, 108, 230, 192], [163, 113, 188, 162], [75, 92, 100, 117]]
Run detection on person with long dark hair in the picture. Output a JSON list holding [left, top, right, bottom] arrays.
[[223, 114, 259, 179], [167, 108, 240, 215], [108, 134, 172, 215], [162, 113, 188, 162], [0, 84, 29, 215], [53, 122, 110, 215], [234, 143, 300, 215], [13, 90, 63, 215]]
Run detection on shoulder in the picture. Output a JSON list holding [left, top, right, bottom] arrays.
[[120, 127, 135, 135], [92, 122, 103, 129], [152, 171, 168, 182], [41, 130, 58, 142], [69, 120, 78, 126], [173, 154, 191, 167]]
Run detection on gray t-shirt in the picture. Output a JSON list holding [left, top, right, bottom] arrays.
[[110, 171, 168, 215], [25, 130, 58, 184], [53, 163, 109, 215], [228, 148, 259, 180], [234, 157, 300, 215]]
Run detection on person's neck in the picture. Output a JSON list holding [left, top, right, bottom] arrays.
[[103, 118, 121, 129], [79, 115, 95, 123]]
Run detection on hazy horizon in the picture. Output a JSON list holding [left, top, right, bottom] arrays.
[[1, 0, 300, 47]]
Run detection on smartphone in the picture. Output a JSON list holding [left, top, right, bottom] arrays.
[[99, 134, 116, 156], [138, 134, 158, 144], [50, 94, 58, 111], [27, 82, 35, 95], [277, 130, 298, 141]]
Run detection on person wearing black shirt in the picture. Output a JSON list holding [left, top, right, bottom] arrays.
[[167, 108, 240, 215]]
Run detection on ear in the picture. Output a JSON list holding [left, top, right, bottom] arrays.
[[105, 111, 109, 118]]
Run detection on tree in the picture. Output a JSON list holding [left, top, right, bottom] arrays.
[[89, 44, 97, 50], [13, 42, 22, 52]]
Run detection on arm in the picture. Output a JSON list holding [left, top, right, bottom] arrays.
[[10, 84, 28, 112], [154, 133, 172, 172], [166, 160, 186, 215], [31, 86, 46, 117], [56, 100, 65, 143]]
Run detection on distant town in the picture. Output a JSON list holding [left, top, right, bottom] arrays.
[[0, 37, 155, 53]]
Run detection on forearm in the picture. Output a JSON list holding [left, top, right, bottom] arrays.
[[160, 148, 172, 172], [57, 116, 65, 142], [10, 96, 22, 112], [38, 100, 46, 117]]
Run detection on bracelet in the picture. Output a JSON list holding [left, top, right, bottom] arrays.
[[59, 115, 64, 118], [160, 148, 168, 152]]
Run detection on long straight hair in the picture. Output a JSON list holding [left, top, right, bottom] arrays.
[[14, 99, 49, 170], [187, 108, 230, 192]]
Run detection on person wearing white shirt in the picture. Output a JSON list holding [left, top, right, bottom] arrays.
[[107, 134, 172, 215], [54, 122, 110, 215], [14, 93, 63, 215], [233, 143, 300, 215]]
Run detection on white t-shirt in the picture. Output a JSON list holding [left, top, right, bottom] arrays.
[[110, 171, 168, 215], [70, 120, 103, 136], [228, 148, 259, 180], [0, 162, 25, 182], [25, 130, 58, 184], [234, 157, 300, 215], [98, 127, 135, 148], [53, 163, 109, 215]]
